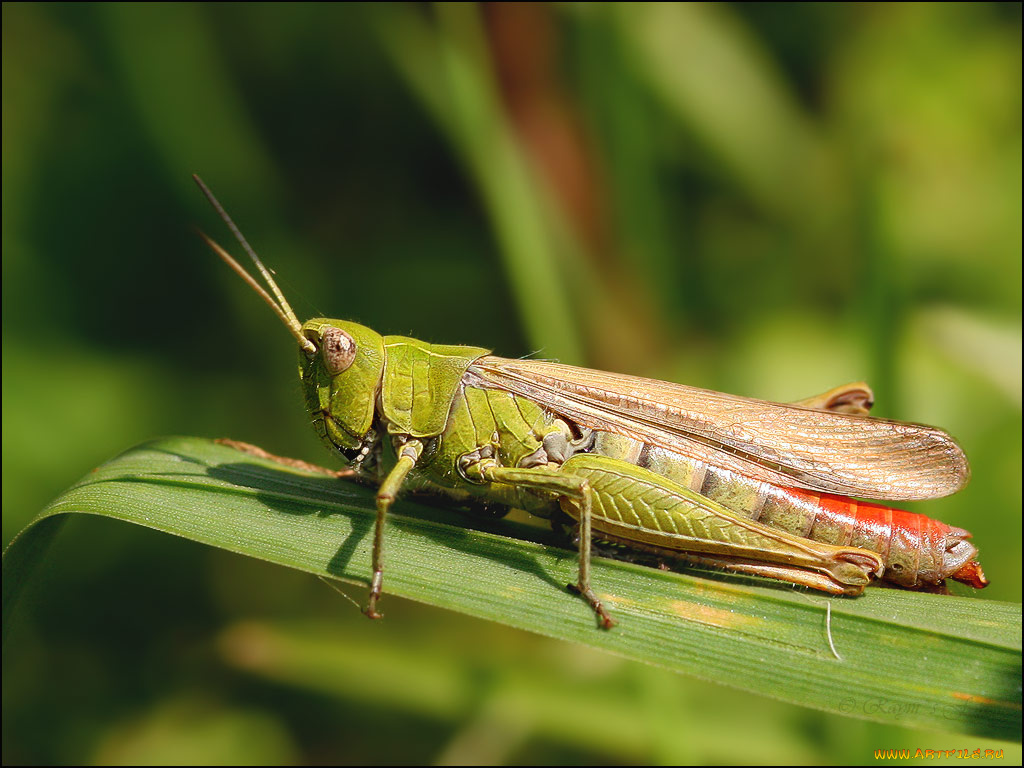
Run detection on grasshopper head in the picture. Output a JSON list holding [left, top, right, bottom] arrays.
[[300, 319, 385, 454]]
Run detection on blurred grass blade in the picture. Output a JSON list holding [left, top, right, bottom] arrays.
[[213, 619, 809, 764], [608, 2, 831, 224], [376, 3, 586, 364], [3, 436, 1021, 739], [99, 3, 280, 207]]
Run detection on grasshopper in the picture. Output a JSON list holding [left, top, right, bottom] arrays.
[[195, 176, 987, 628]]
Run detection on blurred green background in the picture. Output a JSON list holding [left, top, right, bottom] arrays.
[[3, 3, 1020, 764]]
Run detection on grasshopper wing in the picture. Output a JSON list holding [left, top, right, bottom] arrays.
[[468, 358, 969, 501]]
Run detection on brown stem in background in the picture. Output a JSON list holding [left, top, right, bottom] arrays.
[[483, 2, 664, 372]]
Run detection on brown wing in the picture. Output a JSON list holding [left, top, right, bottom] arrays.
[[468, 358, 969, 501]]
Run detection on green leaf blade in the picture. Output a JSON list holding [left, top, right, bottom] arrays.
[[4, 436, 1020, 740]]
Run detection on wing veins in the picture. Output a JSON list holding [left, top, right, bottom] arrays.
[[469, 358, 968, 501]]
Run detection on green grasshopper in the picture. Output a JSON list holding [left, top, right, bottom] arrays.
[[195, 176, 987, 628]]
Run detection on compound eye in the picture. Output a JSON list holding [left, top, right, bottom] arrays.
[[322, 326, 357, 375]]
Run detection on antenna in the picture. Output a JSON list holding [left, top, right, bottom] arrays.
[[192, 175, 316, 355]]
